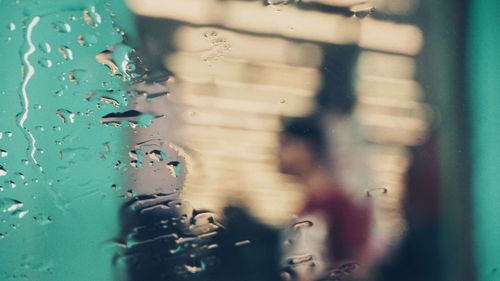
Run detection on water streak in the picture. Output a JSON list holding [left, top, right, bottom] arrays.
[[19, 16, 40, 165]]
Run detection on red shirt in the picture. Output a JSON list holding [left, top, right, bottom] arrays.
[[301, 186, 372, 264]]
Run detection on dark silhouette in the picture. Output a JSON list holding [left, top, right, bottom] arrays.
[[371, 137, 442, 281], [211, 205, 282, 281], [278, 115, 373, 280]]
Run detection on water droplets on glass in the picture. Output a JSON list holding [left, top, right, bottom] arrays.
[[53, 21, 71, 33], [8, 22, 16, 31]]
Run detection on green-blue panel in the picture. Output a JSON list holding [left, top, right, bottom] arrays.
[[469, 1, 500, 280], [0, 0, 136, 280]]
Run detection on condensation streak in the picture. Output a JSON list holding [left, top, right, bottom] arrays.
[[19, 16, 41, 164]]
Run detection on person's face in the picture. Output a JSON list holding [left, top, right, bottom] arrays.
[[278, 135, 315, 177]]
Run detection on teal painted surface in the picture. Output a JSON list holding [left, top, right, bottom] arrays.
[[469, 1, 500, 280], [0, 0, 136, 280]]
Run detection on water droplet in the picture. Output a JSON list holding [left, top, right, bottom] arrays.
[[38, 59, 53, 68], [14, 172, 25, 181], [8, 23, 16, 31], [39, 42, 51, 53], [126, 189, 136, 198], [56, 109, 75, 124], [170, 245, 182, 254], [83, 9, 93, 26], [266, 0, 289, 5], [69, 69, 90, 84], [126, 63, 136, 72], [53, 21, 71, 33], [280, 98, 286, 104], [33, 214, 53, 225], [113, 45, 134, 81], [69, 71, 76, 83], [96, 50, 119, 76], [17, 210, 29, 219], [33, 104, 42, 110], [351, 7, 376, 18], [100, 96, 121, 108], [207, 244, 218, 250], [148, 150, 167, 162], [292, 220, 313, 230], [83, 6, 102, 27], [203, 31, 217, 38], [0, 166, 7, 177], [0, 150, 8, 158], [366, 187, 388, 197], [77, 34, 84, 46], [129, 160, 142, 168], [58, 46, 73, 60], [128, 150, 144, 161], [97, 46, 138, 81], [234, 240, 251, 247], [183, 260, 207, 274], [0, 198, 23, 213], [101, 110, 164, 129], [77, 33, 98, 47], [167, 161, 181, 178], [21, 159, 29, 165], [287, 254, 313, 266]]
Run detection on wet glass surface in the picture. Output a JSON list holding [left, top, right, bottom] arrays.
[[0, 0, 441, 280]]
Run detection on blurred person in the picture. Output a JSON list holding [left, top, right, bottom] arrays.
[[316, 45, 372, 203], [278, 115, 373, 281], [211, 205, 282, 281], [369, 137, 442, 281]]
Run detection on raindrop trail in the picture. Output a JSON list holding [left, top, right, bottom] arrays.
[[19, 16, 40, 165]]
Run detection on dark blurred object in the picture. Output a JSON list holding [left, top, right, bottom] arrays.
[[281, 114, 328, 158], [372, 137, 442, 281], [316, 44, 360, 114], [116, 193, 220, 281], [211, 205, 282, 281]]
